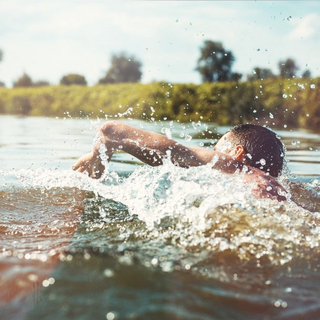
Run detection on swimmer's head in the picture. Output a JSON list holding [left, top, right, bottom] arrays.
[[214, 124, 284, 177]]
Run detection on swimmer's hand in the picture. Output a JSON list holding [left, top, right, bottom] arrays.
[[72, 151, 105, 179], [245, 168, 287, 202]]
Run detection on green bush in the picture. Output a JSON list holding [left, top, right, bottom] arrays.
[[0, 78, 319, 129]]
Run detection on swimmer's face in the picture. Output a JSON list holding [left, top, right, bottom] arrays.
[[213, 132, 234, 154]]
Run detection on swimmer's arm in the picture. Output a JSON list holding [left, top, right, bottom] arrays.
[[72, 121, 234, 175], [73, 120, 263, 174], [97, 121, 240, 169]]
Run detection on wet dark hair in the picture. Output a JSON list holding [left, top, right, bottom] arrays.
[[228, 124, 284, 177]]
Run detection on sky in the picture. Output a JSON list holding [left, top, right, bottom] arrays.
[[0, 0, 319, 87]]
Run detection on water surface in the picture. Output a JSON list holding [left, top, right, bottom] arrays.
[[1, 115, 320, 320]]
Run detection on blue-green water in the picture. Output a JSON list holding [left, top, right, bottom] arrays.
[[1, 115, 320, 320]]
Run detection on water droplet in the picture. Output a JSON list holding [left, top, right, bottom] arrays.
[[274, 300, 281, 307], [269, 113, 274, 119], [287, 16, 292, 21], [257, 48, 261, 51], [106, 312, 115, 320], [253, 109, 257, 113], [283, 124, 287, 128], [282, 94, 287, 99], [104, 269, 114, 278], [175, 19, 179, 23], [185, 135, 192, 141], [260, 158, 266, 166], [306, 113, 309, 117], [310, 84, 315, 89], [161, 127, 172, 139], [28, 274, 38, 282], [42, 279, 50, 287]]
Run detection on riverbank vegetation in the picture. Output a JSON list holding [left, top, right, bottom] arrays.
[[0, 77, 319, 129]]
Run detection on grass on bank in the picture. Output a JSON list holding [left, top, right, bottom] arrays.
[[0, 78, 319, 129]]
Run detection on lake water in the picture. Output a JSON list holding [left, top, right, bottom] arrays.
[[1, 115, 320, 320]]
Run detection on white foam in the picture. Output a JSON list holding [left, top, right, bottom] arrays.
[[2, 163, 320, 265]]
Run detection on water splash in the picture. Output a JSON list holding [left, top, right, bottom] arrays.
[[3, 161, 320, 267]]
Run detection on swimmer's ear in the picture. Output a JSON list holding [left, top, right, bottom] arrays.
[[229, 145, 246, 161]]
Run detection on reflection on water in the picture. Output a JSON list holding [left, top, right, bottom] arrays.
[[1, 116, 320, 320]]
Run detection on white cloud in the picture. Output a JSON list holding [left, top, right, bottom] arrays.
[[0, 1, 320, 86], [289, 13, 320, 40]]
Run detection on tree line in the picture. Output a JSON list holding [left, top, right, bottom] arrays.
[[196, 40, 311, 82], [0, 41, 314, 87], [0, 78, 319, 130], [0, 51, 143, 88]]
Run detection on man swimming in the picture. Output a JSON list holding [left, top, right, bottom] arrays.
[[73, 121, 286, 201]]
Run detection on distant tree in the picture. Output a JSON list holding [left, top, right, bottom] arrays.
[[34, 80, 50, 87], [13, 73, 33, 87], [12, 96, 32, 115], [278, 58, 299, 78], [0, 81, 5, 87], [248, 67, 274, 81], [99, 52, 142, 84], [302, 69, 311, 78], [231, 72, 242, 82], [196, 40, 235, 82], [60, 74, 87, 86]]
